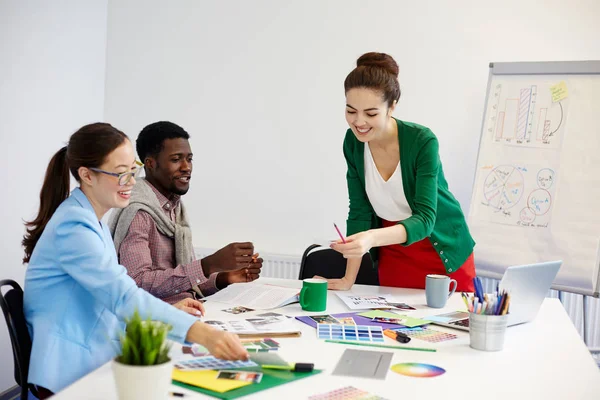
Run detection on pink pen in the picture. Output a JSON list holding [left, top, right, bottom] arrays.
[[333, 223, 347, 244]]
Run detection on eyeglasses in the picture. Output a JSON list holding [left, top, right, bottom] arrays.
[[89, 161, 144, 186]]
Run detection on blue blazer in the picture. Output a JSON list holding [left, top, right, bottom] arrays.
[[24, 188, 197, 393]]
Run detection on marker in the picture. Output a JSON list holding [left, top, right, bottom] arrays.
[[393, 331, 411, 344], [262, 363, 314, 372], [333, 223, 347, 244]]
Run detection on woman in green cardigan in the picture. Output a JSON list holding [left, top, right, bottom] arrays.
[[327, 52, 475, 292]]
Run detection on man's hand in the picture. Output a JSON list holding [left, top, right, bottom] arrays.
[[201, 242, 263, 275], [216, 264, 262, 288], [173, 298, 205, 317]]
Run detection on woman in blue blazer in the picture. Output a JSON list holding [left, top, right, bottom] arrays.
[[22, 123, 248, 398]]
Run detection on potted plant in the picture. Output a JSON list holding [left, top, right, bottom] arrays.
[[112, 310, 174, 400]]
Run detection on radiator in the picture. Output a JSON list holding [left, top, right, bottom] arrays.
[[195, 247, 599, 363]]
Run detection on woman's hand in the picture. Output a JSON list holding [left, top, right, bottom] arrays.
[[186, 322, 249, 360], [173, 298, 205, 317], [314, 275, 354, 291], [330, 231, 375, 258]]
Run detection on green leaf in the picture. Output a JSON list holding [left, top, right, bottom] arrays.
[[115, 308, 173, 366]]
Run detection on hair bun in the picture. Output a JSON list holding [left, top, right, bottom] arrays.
[[356, 52, 399, 77]]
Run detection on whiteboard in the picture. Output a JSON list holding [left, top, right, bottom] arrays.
[[468, 61, 600, 297]]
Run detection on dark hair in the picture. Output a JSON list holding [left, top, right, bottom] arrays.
[[22, 123, 128, 263], [136, 121, 190, 163], [344, 52, 401, 107]]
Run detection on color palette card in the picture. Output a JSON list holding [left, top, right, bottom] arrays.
[[386, 327, 458, 343], [317, 324, 384, 342], [174, 356, 258, 371], [309, 386, 388, 400]]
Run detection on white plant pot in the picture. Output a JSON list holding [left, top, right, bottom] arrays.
[[112, 358, 172, 400]]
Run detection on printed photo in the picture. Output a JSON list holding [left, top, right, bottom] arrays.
[[336, 317, 356, 325], [217, 370, 263, 383], [371, 316, 408, 325], [310, 315, 341, 324], [223, 306, 255, 314], [385, 302, 416, 311]]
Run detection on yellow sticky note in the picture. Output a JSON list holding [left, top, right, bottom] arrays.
[[172, 368, 251, 393], [550, 81, 568, 102]]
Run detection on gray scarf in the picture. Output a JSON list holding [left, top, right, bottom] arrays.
[[108, 178, 194, 271]]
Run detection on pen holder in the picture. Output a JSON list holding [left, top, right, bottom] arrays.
[[469, 313, 508, 352]]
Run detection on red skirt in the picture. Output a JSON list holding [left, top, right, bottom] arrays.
[[378, 219, 475, 292]]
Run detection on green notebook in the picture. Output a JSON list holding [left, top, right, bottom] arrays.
[[173, 366, 322, 399]]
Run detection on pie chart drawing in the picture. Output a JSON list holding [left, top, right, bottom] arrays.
[[483, 165, 525, 211]]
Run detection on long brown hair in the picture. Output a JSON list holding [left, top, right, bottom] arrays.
[[344, 52, 401, 107], [22, 123, 128, 263]]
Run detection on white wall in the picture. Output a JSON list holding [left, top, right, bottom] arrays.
[[0, 0, 108, 392], [104, 0, 600, 257], [0, 0, 598, 393]]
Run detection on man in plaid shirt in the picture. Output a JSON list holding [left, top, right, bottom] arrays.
[[111, 121, 263, 304]]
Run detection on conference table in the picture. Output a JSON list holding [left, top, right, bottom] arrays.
[[52, 278, 600, 400]]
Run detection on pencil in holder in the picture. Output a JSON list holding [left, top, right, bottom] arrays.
[[469, 312, 509, 352]]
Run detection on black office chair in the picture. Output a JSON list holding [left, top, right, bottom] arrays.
[[298, 244, 379, 286], [0, 279, 38, 400]]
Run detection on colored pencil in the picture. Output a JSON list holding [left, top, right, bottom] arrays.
[[333, 223, 347, 244]]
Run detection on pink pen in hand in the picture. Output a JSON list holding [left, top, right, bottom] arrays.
[[333, 223, 347, 244]]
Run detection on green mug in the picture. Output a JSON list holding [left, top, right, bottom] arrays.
[[299, 278, 328, 312]]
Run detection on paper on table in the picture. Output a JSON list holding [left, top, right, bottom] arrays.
[[358, 311, 430, 328], [335, 293, 393, 310], [204, 283, 299, 310], [171, 369, 251, 393], [203, 314, 301, 337]]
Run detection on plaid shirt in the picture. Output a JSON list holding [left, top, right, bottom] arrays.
[[118, 181, 218, 304]]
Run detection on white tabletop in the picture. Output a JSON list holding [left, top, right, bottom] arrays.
[[53, 278, 600, 400]]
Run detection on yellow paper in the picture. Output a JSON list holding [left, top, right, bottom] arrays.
[[172, 369, 251, 393], [550, 81, 568, 102]]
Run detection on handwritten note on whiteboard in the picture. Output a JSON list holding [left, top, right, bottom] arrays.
[[550, 81, 569, 102]]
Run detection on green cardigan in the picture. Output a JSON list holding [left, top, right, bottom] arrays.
[[344, 119, 475, 274]]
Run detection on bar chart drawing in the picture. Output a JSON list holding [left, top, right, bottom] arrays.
[[486, 82, 567, 149]]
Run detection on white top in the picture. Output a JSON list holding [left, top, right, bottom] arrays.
[[364, 143, 412, 221], [51, 278, 600, 400]]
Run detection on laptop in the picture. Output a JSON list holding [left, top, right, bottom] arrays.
[[427, 260, 562, 331]]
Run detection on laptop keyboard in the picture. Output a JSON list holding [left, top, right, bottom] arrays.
[[449, 319, 470, 328]]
